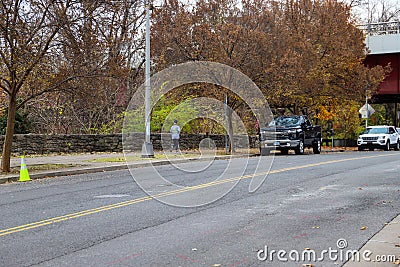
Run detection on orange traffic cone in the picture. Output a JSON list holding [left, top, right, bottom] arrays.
[[19, 155, 31, 182]]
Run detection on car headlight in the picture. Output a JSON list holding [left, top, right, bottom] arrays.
[[379, 136, 386, 139]]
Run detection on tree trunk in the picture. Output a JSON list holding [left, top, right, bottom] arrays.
[[2, 95, 17, 172]]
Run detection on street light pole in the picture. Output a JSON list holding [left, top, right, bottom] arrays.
[[224, 93, 228, 154], [365, 90, 368, 129], [141, 0, 154, 157]]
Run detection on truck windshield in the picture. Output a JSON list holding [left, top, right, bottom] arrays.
[[269, 116, 302, 127], [363, 128, 388, 134]]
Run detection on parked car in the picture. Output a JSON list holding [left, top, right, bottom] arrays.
[[259, 115, 322, 155], [357, 125, 400, 151]]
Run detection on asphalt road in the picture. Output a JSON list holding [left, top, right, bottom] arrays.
[[1, 151, 400, 267]]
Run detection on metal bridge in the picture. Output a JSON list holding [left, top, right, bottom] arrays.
[[359, 21, 400, 102], [359, 21, 400, 54]]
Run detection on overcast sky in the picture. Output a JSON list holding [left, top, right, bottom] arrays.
[[349, 0, 400, 23]]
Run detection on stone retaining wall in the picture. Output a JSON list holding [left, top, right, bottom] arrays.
[[322, 138, 357, 147], [0, 133, 258, 155]]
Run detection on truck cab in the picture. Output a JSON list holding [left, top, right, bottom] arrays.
[[259, 115, 322, 155]]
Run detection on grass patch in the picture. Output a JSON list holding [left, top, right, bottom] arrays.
[[1, 164, 79, 175], [86, 149, 258, 163], [86, 153, 203, 163]]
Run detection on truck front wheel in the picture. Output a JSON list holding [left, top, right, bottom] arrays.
[[280, 148, 289, 155]]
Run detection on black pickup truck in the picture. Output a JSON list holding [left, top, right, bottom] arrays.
[[259, 115, 322, 155]]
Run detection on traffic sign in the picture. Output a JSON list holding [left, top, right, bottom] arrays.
[[359, 104, 375, 119]]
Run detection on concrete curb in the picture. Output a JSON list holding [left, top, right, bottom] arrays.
[[0, 154, 258, 184]]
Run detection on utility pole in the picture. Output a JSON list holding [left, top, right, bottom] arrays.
[[141, 0, 154, 157], [224, 93, 228, 154], [365, 90, 369, 129]]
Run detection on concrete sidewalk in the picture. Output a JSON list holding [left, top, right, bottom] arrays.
[[343, 215, 400, 266], [0, 146, 355, 184], [0, 151, 255, 184], [0, 147, 358, 184]]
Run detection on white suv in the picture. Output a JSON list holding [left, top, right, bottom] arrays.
[[357, 126, 400, 151]]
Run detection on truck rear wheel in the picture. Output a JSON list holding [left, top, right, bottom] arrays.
[[295, 140, 304, 155], [312, 139, 321, 154]]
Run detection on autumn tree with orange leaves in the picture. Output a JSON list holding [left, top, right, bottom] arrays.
[[151, 0, 386, 124]]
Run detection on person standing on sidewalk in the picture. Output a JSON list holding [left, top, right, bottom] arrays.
[[170, 120, 181, 152]]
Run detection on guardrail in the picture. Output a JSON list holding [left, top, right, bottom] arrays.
[[358, 21, 400, 36]]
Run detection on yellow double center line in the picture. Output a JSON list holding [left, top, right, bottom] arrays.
[[0, 153, 396, 237]]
